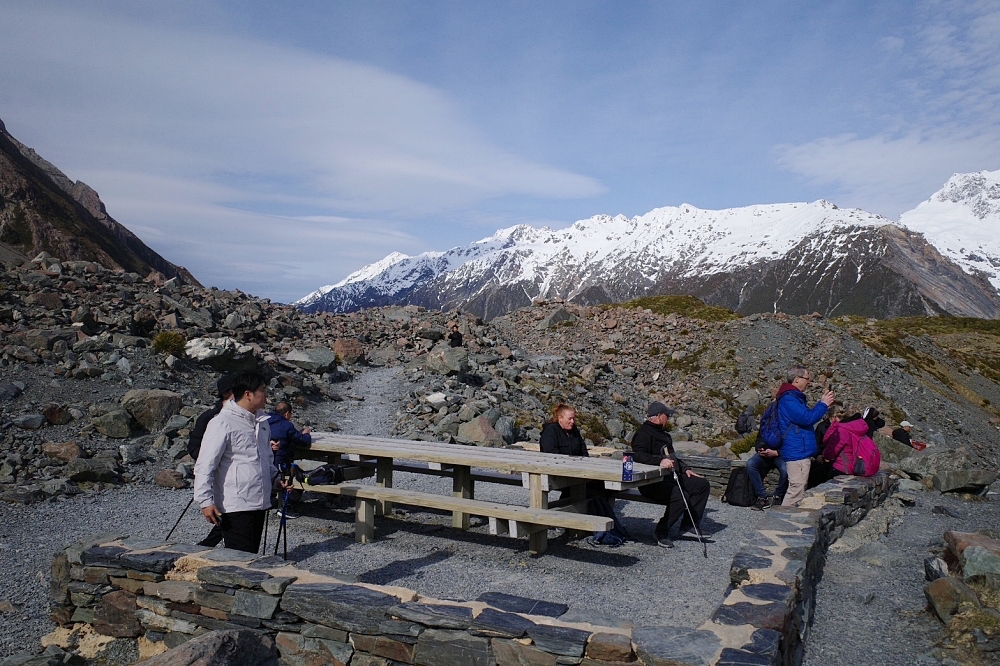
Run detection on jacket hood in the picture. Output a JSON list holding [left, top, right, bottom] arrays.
[[833, 419, 869, 436], [775, 383, 801, 399], [267, 412, 288, 426]]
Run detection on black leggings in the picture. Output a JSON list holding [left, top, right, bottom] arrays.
[[219, 510, 267, 553]]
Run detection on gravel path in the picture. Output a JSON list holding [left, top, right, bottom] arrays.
[[5, 365, 982, 663]]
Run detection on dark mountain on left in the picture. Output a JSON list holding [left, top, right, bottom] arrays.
[[0, 118, 199, 285]]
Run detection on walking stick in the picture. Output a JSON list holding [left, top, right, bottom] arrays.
[[672, 469, 707, 558], [164, 497, 194, 541], [261, 510, 269, 555], [274, 488, 290, 559]]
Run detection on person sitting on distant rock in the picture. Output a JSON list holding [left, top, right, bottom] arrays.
[[776, 366, 834, 506], [448, 324, 463, 348], [187, 374, 233, 547], [630, 402, 710, 548], [892, 420, 914, 447]]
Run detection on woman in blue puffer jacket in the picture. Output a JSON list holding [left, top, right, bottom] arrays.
[[776, 366, 834, 506]]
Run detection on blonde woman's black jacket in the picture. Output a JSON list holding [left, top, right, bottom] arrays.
[[540, 422, 588, 457]]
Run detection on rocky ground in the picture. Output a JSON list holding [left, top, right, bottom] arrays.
[[2, 252, 1000, 663]]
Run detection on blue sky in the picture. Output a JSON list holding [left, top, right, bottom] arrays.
[[2, 1, 998, 301]]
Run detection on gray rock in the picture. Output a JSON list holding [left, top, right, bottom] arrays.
[[494, 416, 515, 444], [525, 624, 590, 657], [140, 629, 279, 666], [285, 348, 338, 373], [476, 592, 567, 617], [279, 583, 396, 634], [65, 458, 119, 483], [925, 577, 981, 623], [632, 626, 722, 666], [961, 546, 1000, 590], [425, 346, 469, 375], [606, 418, 624, 438], [185, 337, 258, 372], [120, 389, 183, 431], [456, 417, 505, 448], [924, 557, 949, 581], [735, 388, 760, 407], [119, 444, 149, 465], [198, 566, 273, 590], [469, 608, 534, 638], [12, 414, 46, 430], [92, 410, 133, 438], [414, 629, 493, 666], [536, 307, 575, 330], [0, 383, 24, 401], [163, 414, 191, 435], [933, 469, 998, 493], [391, 603, 473, 630], [230, 590, 280, 619]]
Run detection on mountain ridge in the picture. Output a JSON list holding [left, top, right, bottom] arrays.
[[297, 179, 1000, 319]]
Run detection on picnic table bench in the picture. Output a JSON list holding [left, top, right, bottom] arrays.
[[297, 433, 667, 555]]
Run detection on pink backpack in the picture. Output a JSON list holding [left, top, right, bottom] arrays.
[[823, 420, 881, 477]]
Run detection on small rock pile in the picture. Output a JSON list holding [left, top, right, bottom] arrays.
[[924, 530, 1000, 661]]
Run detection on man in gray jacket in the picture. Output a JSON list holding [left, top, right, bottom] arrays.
[[194, 370, 285, 553]]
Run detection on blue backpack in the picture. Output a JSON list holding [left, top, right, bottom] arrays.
[[756, 399, 786, 450]]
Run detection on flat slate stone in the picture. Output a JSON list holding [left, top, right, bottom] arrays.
[[252, 555, 296, 568], [81, 546, 127, 567], [477, 591, 568, 617], [526, 624, 590, 657], [392, 602, 473, 629], [260, 576, 296, 595], [470, 607, 535, 638], [493, 638, 558, 666], [730, 552, 772, 585], [192, 588, 235, 612], [414, 628, 493, 666], [741, 628, 781, 656], [197, 565, 273, 589], [230, 589, 280, 619], [201, 548, 258, 563], [559, 608, 633, 630], [716, 648, 775, 665], [712, 602, 788, 630], [117, 538, 166, 550], [281, 583, 397, 634], [119, 550, 185, 574], [741, 583, 794, 604], [633, 626, 721, 666]]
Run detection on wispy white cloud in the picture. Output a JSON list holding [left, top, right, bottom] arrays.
[[0, 2, 604, 299], [775, 0, 1000, 218]]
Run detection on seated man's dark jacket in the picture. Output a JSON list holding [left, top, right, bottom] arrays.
[[267, 413, 312, 467], [539, 422, 588, 457], [891, 428, 912, 446], [187, 400, 224, 460], [630, 421, 688, 473]]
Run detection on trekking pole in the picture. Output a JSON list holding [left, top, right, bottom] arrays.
[[261, 510, 269, 555], [274, 488, 290, 559], [672, 469, 707, 558], [164, 496, 194, 541]]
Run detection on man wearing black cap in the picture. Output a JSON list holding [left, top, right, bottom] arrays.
[[187, 375, 234, 547], [630, 402, 711, 548]]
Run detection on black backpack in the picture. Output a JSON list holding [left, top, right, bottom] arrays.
[[298, 464, 345, 486], [721, 467, 755, 506], [735, 409, 754, 435]]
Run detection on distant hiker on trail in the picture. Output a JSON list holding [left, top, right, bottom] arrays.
[[892, 420, 914, 447], [629, 402, 710, 548], [735, 405, 755, 435], [187, 374, 234, 547], [194, 371, 289, 553], [448, 324, 463, 348], [775, 366, 834, 506]]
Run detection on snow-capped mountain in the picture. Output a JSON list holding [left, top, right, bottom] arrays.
[[297, 172, 1000, 320]]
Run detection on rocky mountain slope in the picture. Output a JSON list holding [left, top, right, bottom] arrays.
[[298, 173, 1000, 320], [0, 118, 198, 285]]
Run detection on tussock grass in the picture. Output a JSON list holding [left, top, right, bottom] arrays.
[[623, 295, 740, 322]]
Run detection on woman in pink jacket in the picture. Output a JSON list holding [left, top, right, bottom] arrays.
[[819, 408, 883, 481]]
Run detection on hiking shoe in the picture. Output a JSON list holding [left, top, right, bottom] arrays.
[[752, 496, 773, 511], [276, 508, 298, 520], [656, 535, 674, 548]]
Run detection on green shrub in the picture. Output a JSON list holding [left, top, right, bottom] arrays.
[[152, 331, 186, 356], [730, 433, 757, 456], [623, 295, 740, 322]]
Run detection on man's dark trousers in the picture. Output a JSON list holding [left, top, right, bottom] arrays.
[[219, 510, 267, 553], [198, 525, 223, 548], [639, 474, 710, 537]]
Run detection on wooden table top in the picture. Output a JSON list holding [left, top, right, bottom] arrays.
[[308, 432, 665, 483]]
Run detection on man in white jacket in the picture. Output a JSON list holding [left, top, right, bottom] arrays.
[[194, 370, 285, 553]]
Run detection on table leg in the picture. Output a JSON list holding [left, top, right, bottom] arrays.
[[528, 473, 548, 555], [376, 457, 393, 516], [452, 465, 472, 530], [356, 498, 375, 544]]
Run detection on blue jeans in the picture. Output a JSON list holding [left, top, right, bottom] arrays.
[[746, 453, 788, 500]]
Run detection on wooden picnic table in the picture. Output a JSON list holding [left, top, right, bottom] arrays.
[[303, 432, 667, 554]]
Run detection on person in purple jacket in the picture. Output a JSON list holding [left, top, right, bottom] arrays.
[[775, 366, 834, 506]]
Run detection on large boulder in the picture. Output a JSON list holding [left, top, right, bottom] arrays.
[[185, 337, 258, 372], [961, 546, 1000, 590], [536, 307, 576, 330], [285, 348, 337, 373], [897, 447, 995, 493], [121, 389, 183, 432], [91, 410, 133, 439], [42, 441, 82, 463], [873, 432, 913, 465], [142, 629, 279, 666], [457, 416, 505, 448], [65, 458, 119, 483], [425, 346, 469, 376], [333, 338, 365, 364], [924, 577, 981, 623]]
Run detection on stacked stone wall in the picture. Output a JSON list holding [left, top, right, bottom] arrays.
[[48, 473, 895, 665]]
